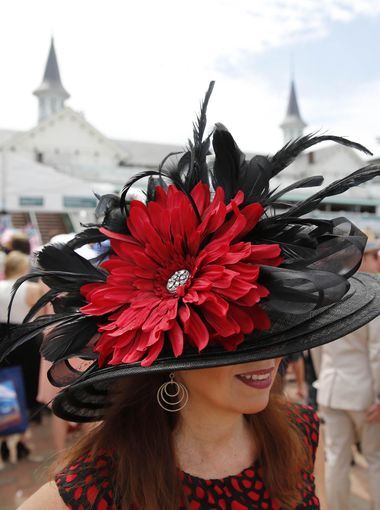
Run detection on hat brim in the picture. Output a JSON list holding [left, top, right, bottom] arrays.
[[53, 272, 380, 421]]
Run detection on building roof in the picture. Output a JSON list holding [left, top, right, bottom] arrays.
[[115, 138, 184, 167], [33, 38, 70, 99], [2, 153, 96, 196], [0, 129, 21, 145]]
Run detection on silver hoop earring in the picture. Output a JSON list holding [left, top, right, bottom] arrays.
[[157, 373, 189, 412]]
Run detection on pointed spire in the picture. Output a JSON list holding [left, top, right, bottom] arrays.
[[280, 79, 307, 144], [33, 38, 70, 122], [286, 80, 302, 118]]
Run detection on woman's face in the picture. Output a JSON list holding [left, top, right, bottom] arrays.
[[177, 358, 282, 416]]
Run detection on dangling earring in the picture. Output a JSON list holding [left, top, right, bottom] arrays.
[[157, 373, 189, 412]]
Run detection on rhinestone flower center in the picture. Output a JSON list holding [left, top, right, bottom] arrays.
[[167, 269, 190, 293]]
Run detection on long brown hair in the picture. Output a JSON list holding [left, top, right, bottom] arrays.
[[59, 372, 310, 509]]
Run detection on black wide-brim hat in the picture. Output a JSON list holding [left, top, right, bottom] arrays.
[[53, 272, 379, 422]]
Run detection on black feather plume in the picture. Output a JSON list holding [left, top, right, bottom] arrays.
[[40, 315, 99, 362], [67, 228, 108, 251], [211, 125, 242, 201], [266, 176, 324, 203], [37, 243, 105, 276], [0, 314, 80, 360], [186, 80, 215, 188], [147, 175, 167, 201], [270, 134, 372, 177], [211, 125, 274, 205], [281, 164, 380, 218]]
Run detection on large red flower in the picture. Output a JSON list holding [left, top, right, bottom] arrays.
[[80, 183, 282, 367]]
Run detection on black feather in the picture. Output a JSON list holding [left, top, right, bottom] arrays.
[[282, 164, 380, 218], [188, 80, 214, 187], [94, 193, 120, 219], [82, 194, 128, 234], [211, 125, 275, 205], [242, 155, 273, 204], [266, 176, 324, 204], [22, 288, 64, 323], [147, 175, 167, 201], [270, 134, 372, 177], [0, 314, 78, 360], [67, 228, 108, 250], [193, 81, 214, 150], [211, 126, 242, 202], [41, 315, 99, 362], [37, 243, 105, 276]]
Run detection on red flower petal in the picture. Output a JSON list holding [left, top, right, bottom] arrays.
[[142, 299, 178, 332], [190, 182, 211, 216], [168, 320, 184, 357], [185, 307, 209, 351], [251, 305, 271, 330], [218, 333, 245, 351], [227, 304, 254, 334], [238, 203, 264, 238], [141, 334, 165, 366], [202, 302, 240, 338]]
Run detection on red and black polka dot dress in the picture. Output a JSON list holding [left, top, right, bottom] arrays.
[[55, 404, 320, 509]]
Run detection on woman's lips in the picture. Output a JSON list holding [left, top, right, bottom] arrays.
[[235, 368, 274, 389]]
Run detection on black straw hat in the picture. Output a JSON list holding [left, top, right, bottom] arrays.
[[52, 272, 379, 421]]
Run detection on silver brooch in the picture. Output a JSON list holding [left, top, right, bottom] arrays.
[[166, 269, 190, 293]]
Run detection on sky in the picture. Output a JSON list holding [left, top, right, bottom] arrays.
[[1, 0, 380, 153]]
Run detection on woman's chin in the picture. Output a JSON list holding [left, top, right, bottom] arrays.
[[233, 392, 271, 415]]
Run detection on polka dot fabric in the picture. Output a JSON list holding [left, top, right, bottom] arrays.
[[56, 451, 117, 510], [55, 405, 320, 509]]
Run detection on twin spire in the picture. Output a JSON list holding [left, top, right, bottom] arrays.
[[33, 39, 306, 144], [33, 38, 70, 122], [280, 79, 307, 144]]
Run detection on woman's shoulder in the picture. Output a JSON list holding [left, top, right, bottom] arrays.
[[55, 450, 116, 509], [17, 482, 67, 510], [289, 402, 319, 424]]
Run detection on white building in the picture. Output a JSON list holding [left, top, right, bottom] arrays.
[[1, 39, 380, 243]]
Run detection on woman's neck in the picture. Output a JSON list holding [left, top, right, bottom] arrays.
[[173, 400, 256, 479]]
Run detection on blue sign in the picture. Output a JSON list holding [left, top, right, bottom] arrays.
[[0, 366, 28, 436]]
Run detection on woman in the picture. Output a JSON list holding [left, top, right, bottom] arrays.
[[17, 361, 326, 509], [1, 82, 380, 509]]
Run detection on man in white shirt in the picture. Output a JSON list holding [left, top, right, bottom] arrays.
[[318, 240, 380, 510]]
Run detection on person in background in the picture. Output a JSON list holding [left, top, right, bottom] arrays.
[[304, 349, 319, 409], [0, 251, 44, 462], [8, 233, 31, 256], [285, 352, 306, 400], [1, 232, 31, 256], [1, 231, 31, 278], [318, 240, 380, 510], [0, 252, 43, 415]]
